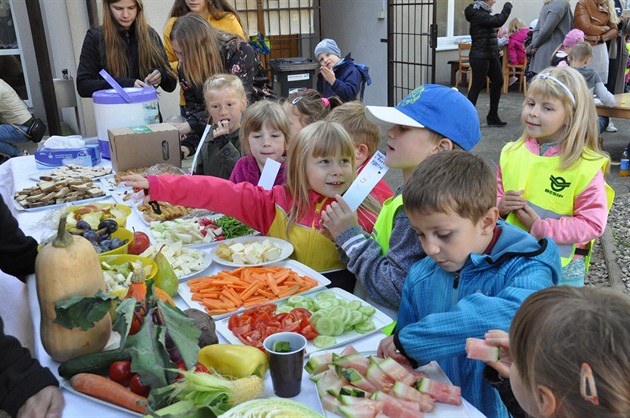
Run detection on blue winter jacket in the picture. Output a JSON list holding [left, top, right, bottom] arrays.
[[394, 221, 562, 418], [317, 53, 370, 102]]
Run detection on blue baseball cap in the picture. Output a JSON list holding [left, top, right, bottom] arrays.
[[365, 84, 481, 151]]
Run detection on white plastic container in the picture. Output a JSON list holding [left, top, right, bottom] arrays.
[[92, 87, 159, 159]]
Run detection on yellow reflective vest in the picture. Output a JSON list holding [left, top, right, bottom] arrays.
[[372, 194, 404, 254], [500, 141, 614, 267]]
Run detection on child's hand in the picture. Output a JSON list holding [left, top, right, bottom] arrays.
[[483, 329, 512, 379], [320, 66, 336, 85], [122, 173, 149, 189], [321, 195, 358, 239], [513, 205, 540, 232], [17, 385, 64, 418], [497, 189, 526, 217], [213, 119, 231, 138], [144, 69, 162, 87], [172, 121, 191, 136], [377, 335, 408, 363]]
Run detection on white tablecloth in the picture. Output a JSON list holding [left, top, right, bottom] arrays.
[[2, 156, 485, 417]]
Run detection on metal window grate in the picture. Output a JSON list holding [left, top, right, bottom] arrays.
[[388, 0, 436, 105]]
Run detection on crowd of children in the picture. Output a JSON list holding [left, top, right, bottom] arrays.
[[117, 54, 627, 416]]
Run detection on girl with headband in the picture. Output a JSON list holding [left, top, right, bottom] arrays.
[[496, 66, 614, 286]]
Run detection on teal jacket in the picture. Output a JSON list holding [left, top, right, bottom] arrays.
[[394, 220, 561, 418]]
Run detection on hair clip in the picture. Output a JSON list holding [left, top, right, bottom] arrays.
[[535, 72, 576, 107], [321, 97, 330, 107], [580, 362, 599, 406], [291, 96, 304, 105], [209, 77, 226, 83]]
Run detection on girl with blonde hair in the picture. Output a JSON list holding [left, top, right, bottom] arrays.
[[122, 120, 380, 291], [77, 0, 177, 97], [169, 14, 257, 158], [480, 286, 630, 418], [497, 66, 613, 286]]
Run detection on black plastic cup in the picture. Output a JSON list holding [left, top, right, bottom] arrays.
[[263, 332, 307, 397]]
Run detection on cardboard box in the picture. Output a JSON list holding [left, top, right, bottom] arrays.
[[108, 123, 181, 172], [34, 137, 101, 169]]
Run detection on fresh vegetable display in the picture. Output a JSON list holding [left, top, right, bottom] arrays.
[[188, 266, 319, 316], [147, 370, 264, 417], [197, 344, 268, 378], [227, 304, 317, 350], [70, 373, 148, 414], [306, 346, 463, 417], [140, 243, 208, 281], [150, 216, 254, 246], [35, 217, 112, 362], [101, 257, 156, 294], [277, 292, 378, 349]]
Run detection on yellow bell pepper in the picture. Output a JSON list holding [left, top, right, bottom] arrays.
[[198, 344, 268, 378]]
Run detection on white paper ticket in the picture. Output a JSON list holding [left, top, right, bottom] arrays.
[[342, 151, 389, 211]]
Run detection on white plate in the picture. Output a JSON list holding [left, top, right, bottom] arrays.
[[210, 236, 294, 267], [314, 350, 472, 418], [178, 251, 213, 281], [60, 379, 142, 417], [12, 184, 109, 212], [215, 287, 394, 356], [99, 176, 138, 205], [177, 259, 331, 320]]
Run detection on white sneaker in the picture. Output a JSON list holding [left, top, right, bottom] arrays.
[[606, 120, 618, 132], [508, 76, 518, 86]]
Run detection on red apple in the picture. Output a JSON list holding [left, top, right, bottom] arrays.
[[128, 231, 150, 255]]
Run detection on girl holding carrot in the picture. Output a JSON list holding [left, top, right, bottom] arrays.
[[123, 121, 380, 291]]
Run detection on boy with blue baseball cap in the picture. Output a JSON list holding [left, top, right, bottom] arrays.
[[314, 38, 370, 102], [321, 84, 481, 318]]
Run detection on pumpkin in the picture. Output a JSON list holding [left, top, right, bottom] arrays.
[[35, 217, 112, 362]]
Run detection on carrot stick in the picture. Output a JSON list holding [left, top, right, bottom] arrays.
[[273, 269, 291, 284], [278, 285, 301, 298], [239, 281, 260, 300], [256, 288, 276, 299], [244, 297, 271, 308], [71, 373, 148, 414], [267, 272, 281, 296]]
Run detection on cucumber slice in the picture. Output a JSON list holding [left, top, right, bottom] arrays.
[[346, 300, 362, 311], [337, 299, 348, 306], [287, 295, 306, 306], [333, 317, 346, 336], [275, 305, 293, 314], [313, 335, 337, 348], [317, 299, 339, 309], [354, 319, 376, 334], [314, 317, 337, 336], [316, 292, 337, 300], [359, 305, 376, 317], [347, 310, 364, 326], [309, 311, 323, 327]]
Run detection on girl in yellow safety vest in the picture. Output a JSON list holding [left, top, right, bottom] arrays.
[[496, 66, 614, 286]]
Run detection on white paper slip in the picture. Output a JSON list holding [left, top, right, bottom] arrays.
[[257, 158, 281, 190], [342, 150, 389, 211], [189, 124, 212, 175]]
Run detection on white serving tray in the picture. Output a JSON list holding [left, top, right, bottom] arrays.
[[177, 259, 331, 320], [215, 287, 394, 356]]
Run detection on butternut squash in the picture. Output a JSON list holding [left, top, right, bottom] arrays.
[[36, 217, 112, 362]]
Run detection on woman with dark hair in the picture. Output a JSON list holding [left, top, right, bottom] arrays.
[[465, 0, 513, 126], [76, 0, 177, 97], [164, 0, 246, 108], [169, 14, 257, 158]]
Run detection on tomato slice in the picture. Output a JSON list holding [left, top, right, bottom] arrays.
[[300, 324, 318, 340], [290, 308, 312, 319], [231, 324, 251, 336]]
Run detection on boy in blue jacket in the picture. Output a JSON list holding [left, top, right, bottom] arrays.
[[377, 151, 562, 418], [314, 38, 370, 102]]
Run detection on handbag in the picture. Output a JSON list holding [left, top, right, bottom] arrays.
[[27, 118, 46, 143]]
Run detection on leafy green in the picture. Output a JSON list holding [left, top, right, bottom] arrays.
[[113, 298, 136, 348], [131, 321, 170, 389], [213, 216, 255, 238], [219, 399, 324, 418], [157, 300, 200, 369], [54, 290, 116, 331]]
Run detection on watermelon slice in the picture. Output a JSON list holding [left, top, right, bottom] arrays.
[[377, 357, 417, 386], [342, 368, 379, 394], [365, 362, 396, 393], [341, 345, 360, 356], [305, 352, 333, 374], [392, 382, 435, 413], [415, 378, 462, 406], [321, 393, 342, 414], [334, 353, 371, 376], [465, 338, 500, 362]]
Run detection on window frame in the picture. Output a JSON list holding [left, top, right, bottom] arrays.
[[0, 0, 32, 107], [436, 0, 470, 51]]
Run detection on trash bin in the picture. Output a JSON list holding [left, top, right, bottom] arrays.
[[269, 58, 319, 98]]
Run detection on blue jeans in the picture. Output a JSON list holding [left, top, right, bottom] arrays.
[[598, 116, 609, 134], [0, 123, 29, 157]]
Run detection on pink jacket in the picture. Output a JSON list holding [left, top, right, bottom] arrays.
[[508, 28, 528, 65], [497, 136, 608, 249]]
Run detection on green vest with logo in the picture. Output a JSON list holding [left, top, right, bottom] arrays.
[[372, 194, 404, 254], [500, 141, 614, 267]]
